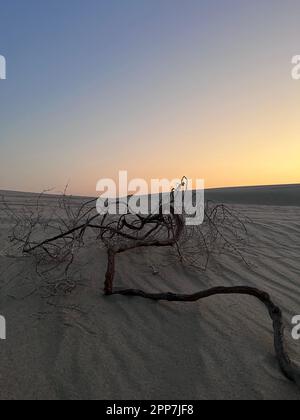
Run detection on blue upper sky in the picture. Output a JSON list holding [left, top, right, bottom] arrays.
[[1, 0, 300, 195]]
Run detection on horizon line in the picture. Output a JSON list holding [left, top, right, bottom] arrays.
[[1, 182, 300, 199]]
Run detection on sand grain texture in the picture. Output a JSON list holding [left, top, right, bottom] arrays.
[[0, 186, 300, 400]]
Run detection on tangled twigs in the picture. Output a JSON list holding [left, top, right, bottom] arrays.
[[3, 182, 300, 389], [4, 178, 249, 294], [104, 212, 185, 294], [111, 286, 300, 388]]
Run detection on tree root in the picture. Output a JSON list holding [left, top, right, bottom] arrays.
[[104, 249, 116, 295], [111, 286, 300, 389]]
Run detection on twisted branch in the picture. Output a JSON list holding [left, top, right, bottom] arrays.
[[3, 183, 300, 390], [111, 285, 300, 387]]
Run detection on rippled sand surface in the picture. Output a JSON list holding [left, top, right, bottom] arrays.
[[0, 187, 299, 400]]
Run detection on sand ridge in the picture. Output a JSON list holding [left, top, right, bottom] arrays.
[[0, 186, 300, 400]]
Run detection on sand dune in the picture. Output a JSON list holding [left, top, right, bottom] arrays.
[[0, 185, 300, 400], [206, 184, 300, 206]]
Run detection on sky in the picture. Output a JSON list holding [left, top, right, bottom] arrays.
[[0, 0, 300, 196]]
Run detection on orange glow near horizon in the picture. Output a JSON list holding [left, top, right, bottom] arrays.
[[1, 1, 300, 197]]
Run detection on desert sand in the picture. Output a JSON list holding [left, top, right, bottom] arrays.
[[0, 185, 300, 400]]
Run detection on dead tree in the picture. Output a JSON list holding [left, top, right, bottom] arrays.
[[2, 180, 300, 388]]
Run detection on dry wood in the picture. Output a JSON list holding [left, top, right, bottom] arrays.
[[111, 285, 300, 387], [4, 180, 298, 389]]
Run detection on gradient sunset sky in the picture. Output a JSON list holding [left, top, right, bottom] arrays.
[[0, 0, 300, 196]]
